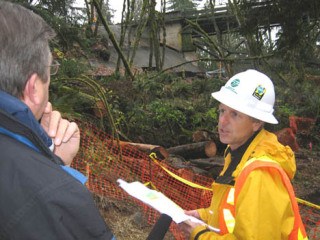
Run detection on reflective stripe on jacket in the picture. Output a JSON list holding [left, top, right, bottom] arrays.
[[192, 129, 308, 240], [218, 156, 308, 240]]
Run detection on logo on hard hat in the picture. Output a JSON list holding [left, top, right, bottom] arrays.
[[252, 85, 266, 100], [230, 79, 240, 87], [226, 79, 240, 93]]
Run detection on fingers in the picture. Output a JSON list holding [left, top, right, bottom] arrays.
[[47, 111, 62, 138], [43, 101, 52, 114], [50, 118, 80, 146], [54, 121, 80, 146], [184, 210, 200, 219], [40, 102, 53, 132], [53, 121, 80, 166], [179, 220, 199, 237], [40, 102, 80, 145], [39, 102, 80, 165]]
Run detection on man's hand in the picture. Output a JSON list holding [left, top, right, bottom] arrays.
[[179, 210, 203, 237], [41, 102, 80, 166], [185, 210, 200, 219]]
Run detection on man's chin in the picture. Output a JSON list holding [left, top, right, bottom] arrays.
[[219, 137, 229, 145]]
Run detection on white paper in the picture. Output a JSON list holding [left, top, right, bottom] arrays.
[[117, 179, 220, 232]]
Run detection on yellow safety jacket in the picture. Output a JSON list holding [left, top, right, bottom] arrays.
[[190, 129, 308, 240]]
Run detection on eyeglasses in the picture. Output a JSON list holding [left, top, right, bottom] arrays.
[[50, 60, 60, 76]]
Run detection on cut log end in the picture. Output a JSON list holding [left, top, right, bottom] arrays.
[[205, 141, 217, 158]]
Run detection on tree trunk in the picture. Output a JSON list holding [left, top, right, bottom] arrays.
[[92, 0, 135, 81], [159, 0, 166, 69], [116, 0, 129, 71], [167, 141, 217, 160], [129, 0, 149, 67]]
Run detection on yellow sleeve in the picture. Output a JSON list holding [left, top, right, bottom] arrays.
[[191, 209, 236, 240], [190, 225, 236, 240], [190, 168, 294, 239], [197, 208, 209, 222]]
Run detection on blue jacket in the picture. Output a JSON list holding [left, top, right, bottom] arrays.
[[0, 90, 115, 239]]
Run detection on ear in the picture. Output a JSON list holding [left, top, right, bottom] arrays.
[[252, 120, 264, 132], [22, 73, 41, 106]]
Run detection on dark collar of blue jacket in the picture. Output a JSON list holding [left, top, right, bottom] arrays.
[[0, 90, 87, 185], [0, 90, 52, 148]]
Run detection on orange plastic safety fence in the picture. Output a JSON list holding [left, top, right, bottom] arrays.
[[299, 205, 320, 239], [72, 121, 320, 239]]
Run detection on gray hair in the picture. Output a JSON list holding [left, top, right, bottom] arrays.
[[0, 1, 56, 98]]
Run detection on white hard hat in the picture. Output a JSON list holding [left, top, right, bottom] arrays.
[[211, 69, 278, 124]]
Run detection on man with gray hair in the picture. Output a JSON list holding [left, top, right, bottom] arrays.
[[0, 2, 115, 239]]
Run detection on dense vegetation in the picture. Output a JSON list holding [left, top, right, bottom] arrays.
[[12, 0, 320, 150]]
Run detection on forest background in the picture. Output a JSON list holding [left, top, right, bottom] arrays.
[[7, 0, 320, 238], [15, 0, 318, 148]]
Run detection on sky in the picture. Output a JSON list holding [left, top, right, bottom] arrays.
[[74, 0, 161, 24], [109, 0, 125, 23], [74, 0, 215, 24], [109, 0, 162, 23]]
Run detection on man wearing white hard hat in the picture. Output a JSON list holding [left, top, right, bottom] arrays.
[[179, 69, 308, 239]]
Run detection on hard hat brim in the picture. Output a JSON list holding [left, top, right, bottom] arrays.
[[212, 90, 279, 124]]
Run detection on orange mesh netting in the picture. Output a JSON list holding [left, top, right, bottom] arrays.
[[72, 121, 320, 240]]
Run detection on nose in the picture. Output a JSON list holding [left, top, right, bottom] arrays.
[[219, 112, 229, 126]]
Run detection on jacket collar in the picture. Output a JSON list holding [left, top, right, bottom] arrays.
[[215, 130, 260, 185], [0, 90, 52, 147]]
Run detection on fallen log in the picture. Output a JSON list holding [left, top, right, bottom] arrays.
[[102, 139, 169, 159], [192, 130, 215, 142], [189, 157, 224, 168], [190, 157, 224, 179], [127, 143, 169, 159], [167, 141, 217, 159]]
